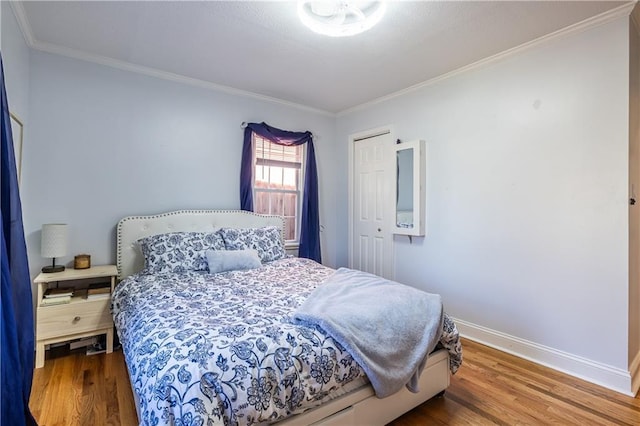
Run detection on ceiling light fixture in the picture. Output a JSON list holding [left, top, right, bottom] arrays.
[[298, 1, 387, 37]]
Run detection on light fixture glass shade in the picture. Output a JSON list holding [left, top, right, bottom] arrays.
[[298, 1, 387, 37], [41, 223, 68, 258]]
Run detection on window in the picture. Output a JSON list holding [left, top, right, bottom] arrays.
[[241, 123, 320, 262], [253, 134, 303, 243]]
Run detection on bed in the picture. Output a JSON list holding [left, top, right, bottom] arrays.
[[112, 209, 462, 425]]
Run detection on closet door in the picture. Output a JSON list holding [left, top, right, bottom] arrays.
[[351, 131, 393, 279]]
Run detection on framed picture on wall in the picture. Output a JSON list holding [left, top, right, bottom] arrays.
[[10, 112, 23, 186]]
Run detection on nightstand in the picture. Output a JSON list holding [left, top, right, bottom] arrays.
[[34, 265, 117, 368]]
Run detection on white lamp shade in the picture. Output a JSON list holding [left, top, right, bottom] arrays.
[[41, 224, 68, 258]]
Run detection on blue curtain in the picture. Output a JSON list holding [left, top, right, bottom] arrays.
[[0, 53, 37, 426], [240, 122, 321, 263]]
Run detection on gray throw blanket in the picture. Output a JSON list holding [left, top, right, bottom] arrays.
[[292, 267, 443, 398]]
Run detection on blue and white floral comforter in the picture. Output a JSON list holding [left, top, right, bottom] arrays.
[[111, 257, 462, 426]]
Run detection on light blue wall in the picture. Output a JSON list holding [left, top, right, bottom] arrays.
[[337, 18, 630, 371], [21, 52, 339, 280]]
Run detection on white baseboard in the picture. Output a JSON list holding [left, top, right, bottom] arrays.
[[452, 317, 636, 396]]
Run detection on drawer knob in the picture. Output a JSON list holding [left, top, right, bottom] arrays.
[[73, 316, 81, 322]]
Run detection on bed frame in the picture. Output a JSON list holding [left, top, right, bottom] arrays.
[[116, 209, 450, 425]]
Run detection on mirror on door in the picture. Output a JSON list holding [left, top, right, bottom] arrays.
[[393, 139, 426, 236], [396, 147, 414, 229]]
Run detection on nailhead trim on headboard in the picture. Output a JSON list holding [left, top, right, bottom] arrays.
[[116, 209, 286, 280]]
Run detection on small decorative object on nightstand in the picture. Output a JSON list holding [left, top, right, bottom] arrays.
[[34, 265, 117, 368], [40, 223, 68, 273], [74, 254, 91, 269]]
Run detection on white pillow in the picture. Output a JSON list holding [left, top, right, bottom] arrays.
[[206, 249, 262, 274]]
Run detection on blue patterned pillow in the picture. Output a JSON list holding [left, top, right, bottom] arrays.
[[138, 231, 225, 274], [206, 249, 262, 273], [219, 226, 285, 263]]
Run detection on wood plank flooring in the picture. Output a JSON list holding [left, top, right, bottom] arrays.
[[30, 348, 137, 426], [30, 339, 640, 425]]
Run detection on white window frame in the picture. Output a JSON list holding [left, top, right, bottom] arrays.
[[252, 134, 305, 246]]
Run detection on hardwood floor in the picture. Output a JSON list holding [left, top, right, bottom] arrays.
[[30, 348, 137, 426], [390, 340, 640, 426], [30, 339, 640, 425]]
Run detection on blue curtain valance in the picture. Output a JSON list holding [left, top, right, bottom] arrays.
[[240, 122, 321, 263]]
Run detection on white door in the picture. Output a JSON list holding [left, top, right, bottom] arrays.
[[351, 132, 393, 279]]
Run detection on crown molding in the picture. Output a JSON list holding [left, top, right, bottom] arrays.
[[9, 0, 36, 46], [9, 1, 334, 118], [338, 1, 637, 116], [30, 41, 335, 117], [10, 0, 635, 118]]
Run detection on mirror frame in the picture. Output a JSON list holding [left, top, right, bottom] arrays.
[[393, 139, 426, 236]]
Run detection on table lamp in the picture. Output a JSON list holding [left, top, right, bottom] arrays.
[[41, 223, 68, 273]]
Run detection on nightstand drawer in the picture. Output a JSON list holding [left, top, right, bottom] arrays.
[[37, 299, 112, 339]]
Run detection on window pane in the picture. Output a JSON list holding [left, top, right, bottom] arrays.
[[256, 165, 299, 190], [255, 190, 268, 215], [253, 134, 303, 243], [255, 165, 266, 184], [270, 192, 284, 216], [284, 193, 297, 217], [256, 138, 302, 164], [283, 167, 297, 189], [269, 166, 283, 187], [284, 217, 296, 241]]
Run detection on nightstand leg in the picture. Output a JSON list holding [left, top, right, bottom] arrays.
[[35, 341, 45, 368], [106, 328, 113, 354]]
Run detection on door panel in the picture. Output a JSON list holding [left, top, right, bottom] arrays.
[[352, 132, 393, 279], [374, 236, 384, 276]]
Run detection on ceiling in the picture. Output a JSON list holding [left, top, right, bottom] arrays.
[[14, 1, 633, 114]]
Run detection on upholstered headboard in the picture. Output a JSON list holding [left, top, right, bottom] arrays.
[[116, 209, 285, 280]]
